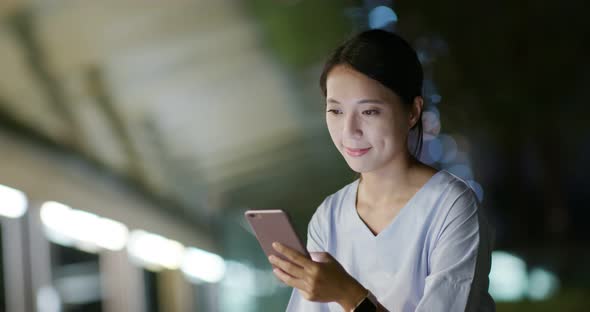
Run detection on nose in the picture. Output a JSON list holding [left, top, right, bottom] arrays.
[[343, 113, 363, 139]]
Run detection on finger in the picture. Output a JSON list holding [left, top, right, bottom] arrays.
[[268, 255, 305, 278], [273, 242, 312, 267], [273, 267, 307, 291]]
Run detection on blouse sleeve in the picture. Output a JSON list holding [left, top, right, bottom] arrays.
[[415, 189, 495, 312], [285, 198, 331, 312]]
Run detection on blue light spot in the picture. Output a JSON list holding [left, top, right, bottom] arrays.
[[424, 106, 440, 119], [416, 50, 431, 64], [439, 134, 458, 163], [447, 164, 473, 180], [424, 138, 443, 164], [368, 6, 398, 29], [430, 93, 442, 104], [466, 180, 484, 202]]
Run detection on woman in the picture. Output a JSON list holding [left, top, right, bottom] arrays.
[[269, 29, 495, 312]]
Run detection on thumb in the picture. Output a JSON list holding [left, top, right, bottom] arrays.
[[309, 251, 334, 263]]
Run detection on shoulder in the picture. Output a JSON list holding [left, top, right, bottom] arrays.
[[306, 179, 358, 246], [433, 170, 478, 204], [434, 170, 481, 223], [310, 178, 358, 223]]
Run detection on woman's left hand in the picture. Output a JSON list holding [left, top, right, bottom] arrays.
[[269, 242, 368, 311]]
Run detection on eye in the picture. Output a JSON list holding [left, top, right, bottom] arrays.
[[326, 109, 342, 115], [362, 109, 380, 116]]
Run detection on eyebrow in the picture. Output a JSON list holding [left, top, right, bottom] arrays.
[[326, 97, 386, 105]]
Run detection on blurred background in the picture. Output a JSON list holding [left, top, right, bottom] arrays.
[[0, 0, 588, 311]]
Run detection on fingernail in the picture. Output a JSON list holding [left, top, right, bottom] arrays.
[[272, 242, 280, 249]]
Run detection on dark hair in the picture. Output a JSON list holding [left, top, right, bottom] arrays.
[[319, 29, 424, 158]]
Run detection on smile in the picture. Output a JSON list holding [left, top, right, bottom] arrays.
[[344, 147, 372, 157]]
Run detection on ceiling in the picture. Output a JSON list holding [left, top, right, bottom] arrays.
[[0, 0, 351, 222]]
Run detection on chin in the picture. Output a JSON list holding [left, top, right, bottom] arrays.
[[343, 158, 377, 173]]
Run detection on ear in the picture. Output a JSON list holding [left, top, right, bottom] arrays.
[[409, 96, 424, 129]]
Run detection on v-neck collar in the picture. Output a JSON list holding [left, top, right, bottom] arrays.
[[349, 170, 447, 239]]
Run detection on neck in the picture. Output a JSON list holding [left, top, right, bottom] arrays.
[[358, 151, 418, 206]]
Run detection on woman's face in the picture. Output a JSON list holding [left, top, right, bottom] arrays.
[[325, 65, 412, 173]]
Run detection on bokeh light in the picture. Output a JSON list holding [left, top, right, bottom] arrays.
[[439, 134, 458, 163], [181, 247, 226, 283], [40, 201, 129, 252], [447, 164, 474, 180], [489, 251, 528, 302], [422, 110, 441, 141], [368, 6, 398, 29], [127, 230, 185, 271], [465, 179, 484, 202], [0, 184, 28, 218], [422, 137, 443, 164], [527, 267, 560, 301]]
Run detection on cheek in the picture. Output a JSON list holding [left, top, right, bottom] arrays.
[[326, 119, 341, 145], [371, 121, 404, 149]]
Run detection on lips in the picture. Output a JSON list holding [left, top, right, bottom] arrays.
[[344, 146, 372, 157]]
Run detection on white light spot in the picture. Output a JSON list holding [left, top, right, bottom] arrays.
[[527, 267, 560, 301], [40, 201, 128, 252], [422, 111, 441, 141], [37, 285, 61, 312], [0, 184, 28, 218], [489, 251, 528, 301], [181, 247, 226, 283], [127, 230, 185, 271]]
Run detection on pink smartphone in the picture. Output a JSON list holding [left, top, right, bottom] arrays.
[[244, 209, 309, 264]]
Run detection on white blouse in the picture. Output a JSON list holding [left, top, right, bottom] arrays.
[[286, 170, 495, 311]]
